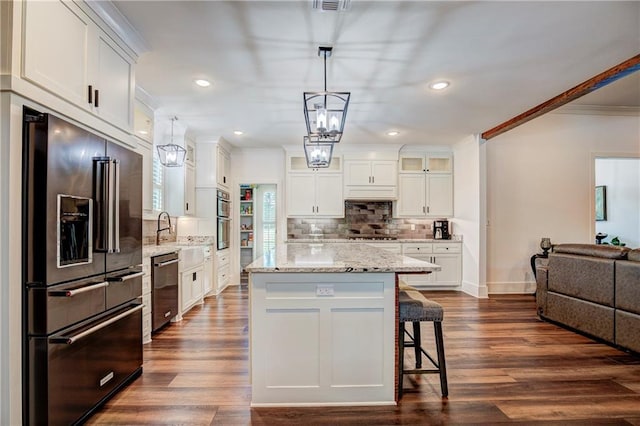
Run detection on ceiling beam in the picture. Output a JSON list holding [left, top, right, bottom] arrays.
[[481, 54, 640, 141]]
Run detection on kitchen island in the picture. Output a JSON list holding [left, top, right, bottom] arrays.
[[246, 243, 439, 406]]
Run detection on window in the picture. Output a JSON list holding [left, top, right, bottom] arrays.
[[152, 153, 163, 211], [262, 190, 276, 256]]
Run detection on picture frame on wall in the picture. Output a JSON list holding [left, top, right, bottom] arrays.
[[595, 185, 607, 221]]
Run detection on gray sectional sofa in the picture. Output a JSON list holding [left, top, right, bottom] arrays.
[[536, 243, 640, 354]]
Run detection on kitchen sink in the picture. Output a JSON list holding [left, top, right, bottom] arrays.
[[180, 246, 204, 270]]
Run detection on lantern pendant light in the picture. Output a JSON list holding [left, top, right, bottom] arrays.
[[157, 116, 187, 167], [303, 46, 350, 143], [303, 135, 334, 168]]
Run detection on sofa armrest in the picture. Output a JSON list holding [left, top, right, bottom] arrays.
[[535, 264, 549, 316]]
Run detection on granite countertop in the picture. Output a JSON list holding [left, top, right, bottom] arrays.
[[246, 243, 441, 273], [142, 242, 213, 258], [286, 237, 462, 243]]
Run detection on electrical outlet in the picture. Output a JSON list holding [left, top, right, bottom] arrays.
[[410, 224, 415, 230], [316, 285, 334, 296]]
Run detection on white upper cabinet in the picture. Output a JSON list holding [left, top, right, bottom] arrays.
[[287, 155, 342, 173], [286, 153, 343, 217], [399, 153, 452, 173], [397, 152, 453, 217], [287, 173, 344, 217], [22, 0, 135, 132], [216, 145, 231, 190], [133, 100, 154, 215], [165, 132, 197, 217], [93, 33, 134, 131], [22, 1, 91, 108], [195, 142, 231, 190], [343, 160, 397, 199]]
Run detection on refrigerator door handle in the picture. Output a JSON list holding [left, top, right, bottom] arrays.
[[112, 159, 121, 253], [94, 157, 111, 253]]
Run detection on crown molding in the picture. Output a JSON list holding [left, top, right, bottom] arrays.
[[83, 0, 150, 57]]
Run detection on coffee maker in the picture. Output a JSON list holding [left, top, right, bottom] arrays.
[[433, 219, 450, 240]]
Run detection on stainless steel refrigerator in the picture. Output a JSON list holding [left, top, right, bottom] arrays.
[[22, 107, 144, 425]]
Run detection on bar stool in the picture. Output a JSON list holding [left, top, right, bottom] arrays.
[[398, 289, 448, 398]]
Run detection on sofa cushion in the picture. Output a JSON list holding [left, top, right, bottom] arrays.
[[553, 243, 630, 259], [546, 292, 614, 342], [628, 248, 640, 262], [548, 253, 615, 306], [615, 310, 640, 354], [616, 259, 640, 315]]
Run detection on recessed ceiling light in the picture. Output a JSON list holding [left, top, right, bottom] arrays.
[[233, 130, 244, 135], [138, 130, 148, 135], [429, 81, 450, 91], [387, 131, 400, 136], [195, 79, 211, 87]]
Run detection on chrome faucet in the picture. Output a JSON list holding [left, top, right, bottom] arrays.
[[156, 211, 172, 245]]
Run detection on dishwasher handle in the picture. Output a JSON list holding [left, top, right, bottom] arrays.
[[154, 258, 179, 267]]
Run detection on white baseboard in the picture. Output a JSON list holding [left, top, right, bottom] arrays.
[[487, 281, 536, 294], [461, 280, 488, 298]]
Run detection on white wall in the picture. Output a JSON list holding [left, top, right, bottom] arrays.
[[452, 134, 487, 297], [595, 157, 640, 248], [486, 112, 640, 294]]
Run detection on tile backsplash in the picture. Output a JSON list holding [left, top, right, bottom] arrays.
[[287, 201, 439, 240]]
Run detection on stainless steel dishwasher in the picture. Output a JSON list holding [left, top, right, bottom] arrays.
[[151, 252, 179, 332]]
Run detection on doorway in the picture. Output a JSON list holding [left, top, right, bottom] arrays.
[[239, 183, 277, 284], [594, 156, 640, 248]]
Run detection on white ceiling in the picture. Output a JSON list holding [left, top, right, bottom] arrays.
[[112, 1, 640, 148]]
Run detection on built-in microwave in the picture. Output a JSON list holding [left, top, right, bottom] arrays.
[[217, 189, 230, 218]]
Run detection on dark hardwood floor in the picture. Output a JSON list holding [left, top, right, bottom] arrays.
[[88, 287, 640, 425]]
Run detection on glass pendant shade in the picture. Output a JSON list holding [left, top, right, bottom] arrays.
[[304, 92, 350, 142], [303, 46, 350, 143], [157, 116, 186, 167], [157, 143, 186, 167], [303, 136, 334, 168]]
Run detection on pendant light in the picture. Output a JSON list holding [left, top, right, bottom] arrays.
[[157, 116, 186, 167], [303, 46, 350, 143], [303, 135, 334, 168]]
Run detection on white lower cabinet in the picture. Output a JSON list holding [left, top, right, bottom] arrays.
[[215, 249, 231, 294], [142, 255, 152, 344], [250, 272, 396, 405], [203, 254, 213, 296], [401, 242, 461, 288], [180, 266, 204, 313]]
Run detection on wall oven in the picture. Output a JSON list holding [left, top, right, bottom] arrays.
[[217, 189, 230, 250], [217, 189, 230, 218]]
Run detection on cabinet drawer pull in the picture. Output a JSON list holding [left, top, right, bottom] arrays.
[[49, 281, 108, 297], [49, 304, 143, 344]]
